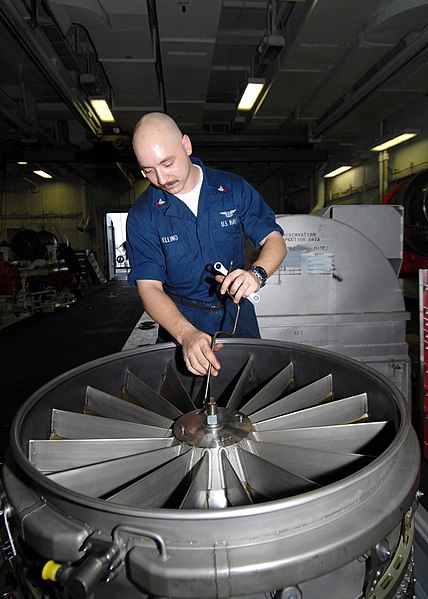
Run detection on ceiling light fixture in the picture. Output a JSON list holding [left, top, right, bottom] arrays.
[[324, 165, 352, 178], [33, 169, 53, 179], [370, 131, 419, 152], [237, 78, 265, 111], [90, 98, 115, 123]]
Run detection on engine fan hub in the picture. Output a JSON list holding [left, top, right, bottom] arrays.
[[173, 407, 252, 447]]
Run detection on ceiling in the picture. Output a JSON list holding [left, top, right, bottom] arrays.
[[1, 0, 428, 193]]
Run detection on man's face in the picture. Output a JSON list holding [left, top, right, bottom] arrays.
[[134, 132, 195, 195]]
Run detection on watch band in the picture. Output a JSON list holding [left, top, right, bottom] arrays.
[[249, 265, 267, 288]]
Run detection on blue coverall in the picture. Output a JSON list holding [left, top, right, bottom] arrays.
[[126, 157, 283, 340]]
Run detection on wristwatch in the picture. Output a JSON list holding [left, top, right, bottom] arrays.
[[249, 265, 268, 288]]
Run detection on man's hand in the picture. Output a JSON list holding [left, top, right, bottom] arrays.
[[181, 328, 224, 376], [136, 280, 225, 377], [215, 269, 260, 303], [215, 230, 287, 303]]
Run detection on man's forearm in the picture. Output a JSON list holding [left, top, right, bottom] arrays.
[[136, 280, 222, 377], [254, 231, 287, 276], [136, 280, 196, 344]]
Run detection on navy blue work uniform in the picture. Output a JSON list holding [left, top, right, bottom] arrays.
[[126, 157, 283, 341]]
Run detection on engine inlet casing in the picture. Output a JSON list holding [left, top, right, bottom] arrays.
[[1, 340, 420, 598]]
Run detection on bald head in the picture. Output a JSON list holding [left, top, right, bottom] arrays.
[[133, 112, 183, 145], [132, 112, 198, 194]]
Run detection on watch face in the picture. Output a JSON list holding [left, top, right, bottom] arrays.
[[251, 266, 267, 287], [256, 266, 267, 279]]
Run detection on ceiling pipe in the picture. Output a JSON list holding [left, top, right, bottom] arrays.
[[146, 0, 166, 114], [311, 24, 428, 138], [0, 0, 103, 139], [0, 88, 56, 144]]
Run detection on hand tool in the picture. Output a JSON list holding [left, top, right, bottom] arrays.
[[214, 261, 261, 303]]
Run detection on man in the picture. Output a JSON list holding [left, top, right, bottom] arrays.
[[127, 112, 286, 377]]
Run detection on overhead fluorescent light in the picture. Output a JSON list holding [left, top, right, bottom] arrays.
[[33, 169, 53, 179], [90, 98, 115, 123], [370, 131, 419, 152], [324, 165, 352, 178], [17, 161, 28, 165], [237, 78, 265, 111]]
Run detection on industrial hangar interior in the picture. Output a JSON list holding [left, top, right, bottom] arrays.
[[1, 1, 428, 598]]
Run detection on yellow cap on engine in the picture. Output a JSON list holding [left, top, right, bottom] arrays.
[[42, 560, 62, 581]]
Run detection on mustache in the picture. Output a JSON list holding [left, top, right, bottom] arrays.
[[161, 180, 179, 188]]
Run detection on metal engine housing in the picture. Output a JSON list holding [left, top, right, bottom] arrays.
[[0, 339, 420, 598]]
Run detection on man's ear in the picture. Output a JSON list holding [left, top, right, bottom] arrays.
[[182, 134, 192, 156]]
